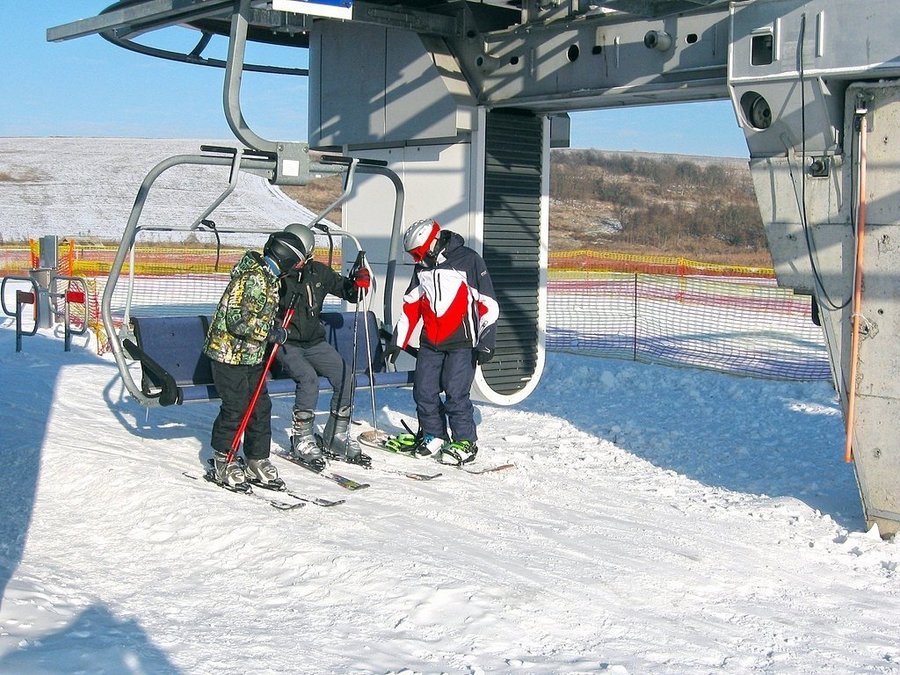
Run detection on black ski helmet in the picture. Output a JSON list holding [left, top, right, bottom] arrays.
[[263, 232, 307, 274]]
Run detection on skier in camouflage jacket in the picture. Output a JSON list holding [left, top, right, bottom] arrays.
[[203, 232, 307, 490]]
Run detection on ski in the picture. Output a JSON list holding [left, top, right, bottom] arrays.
[[381, 467, 442, 481], [353, 432, 443, 480], [182, 470, 305, 511], [284, 490, 345, 507], [354, 425, 507, 477], [277, 453, 371, 491], [459, 462, 516, 475], [247, 473, 346, 506], [357, 429, 417, 455]]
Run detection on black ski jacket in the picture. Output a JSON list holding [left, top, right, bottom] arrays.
[[395, 230, 499, 356], [278, 260, 357, 347]]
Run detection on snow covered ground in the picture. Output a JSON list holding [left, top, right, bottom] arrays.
[[0, 321, 898, 674], [1, 136, 898, 673]]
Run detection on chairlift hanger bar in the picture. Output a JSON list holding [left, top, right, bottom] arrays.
[[47, 0, 311, 75]]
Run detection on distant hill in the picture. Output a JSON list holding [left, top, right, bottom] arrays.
[[286, 147, 770, 267], [550, 149, 769, 266], [0, 138, 329, 244], [0, 138, 769, 267]]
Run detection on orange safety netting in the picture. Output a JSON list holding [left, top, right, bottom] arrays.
[[549, 249, 774, 279]]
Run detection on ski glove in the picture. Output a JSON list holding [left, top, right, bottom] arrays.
[[267, 325, 289, 345], [383, 341, 401, 365], [351, 267, 370, 290], [476, 349, 493, 365]]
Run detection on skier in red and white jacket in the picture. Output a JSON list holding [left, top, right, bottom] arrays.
[[388, 218, 499, 465]]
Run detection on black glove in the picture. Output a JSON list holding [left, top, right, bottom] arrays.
[[267, 325, 288, 345], [383, 341, 401, 364], [476, 349, 493, 365]]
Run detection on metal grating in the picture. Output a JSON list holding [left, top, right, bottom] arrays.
[[480, 108, 543, 395]]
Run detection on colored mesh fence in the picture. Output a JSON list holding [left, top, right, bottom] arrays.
[[545, 251, 829, 380], [549, 249, 775, 280], [546, 273, 828, 380], [1, 241, 830, 380]]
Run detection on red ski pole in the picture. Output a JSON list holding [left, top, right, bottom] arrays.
[[226, 295, 298, 463]]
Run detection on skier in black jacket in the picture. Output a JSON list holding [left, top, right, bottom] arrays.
[[388, 218, 499, 465], [274, 223, 371, 470]]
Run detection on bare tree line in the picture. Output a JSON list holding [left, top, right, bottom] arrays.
[[550, 149, 767, 259]]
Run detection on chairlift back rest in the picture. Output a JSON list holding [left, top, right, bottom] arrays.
[[122, 311, 412, 406]]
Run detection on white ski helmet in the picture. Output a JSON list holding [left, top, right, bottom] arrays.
[[282, 223, 316, 261], [403, 218, 441, 263]]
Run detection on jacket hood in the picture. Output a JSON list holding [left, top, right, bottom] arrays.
[[232, 250, 273, 279], [439, 230, 466, 256], [428, 230, 466, 267]]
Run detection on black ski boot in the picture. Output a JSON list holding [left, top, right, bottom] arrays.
[[289, 409, 326, 472], [321, 406, 371, 468]]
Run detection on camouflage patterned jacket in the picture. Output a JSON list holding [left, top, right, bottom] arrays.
[[203, 251, 280, 366]]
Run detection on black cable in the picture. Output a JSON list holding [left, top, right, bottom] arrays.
[[794, 13, 849, 312], [200, 219, 221, 272]]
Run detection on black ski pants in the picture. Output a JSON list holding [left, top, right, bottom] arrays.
[[275, 340, 352, 413], [210, 360, 272, 460], [414, 344, 477, 443]]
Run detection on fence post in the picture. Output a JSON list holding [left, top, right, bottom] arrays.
[[28, 267, 53, 329], [15, 290, 35, 353], [633, 272, 638, 361]]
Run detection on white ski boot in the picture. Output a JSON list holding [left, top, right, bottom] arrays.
[[321, 406, 371, 467], [244, 457, 285, 490], [213, 452, 250, 491]]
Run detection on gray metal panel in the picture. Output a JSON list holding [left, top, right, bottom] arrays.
[[481, 109, 543, 396], [310, 21, 470, 147], [729, 0, 900, 157], [730, 0, 900, 81], [450, 4, 731, 112], [310, 22, 393, 146]]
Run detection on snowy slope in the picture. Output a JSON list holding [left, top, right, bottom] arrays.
[[0, 323, 897, 674], [0, 138, 329, 242]]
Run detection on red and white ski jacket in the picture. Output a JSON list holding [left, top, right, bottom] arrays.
[[395, 231, 499, 357]]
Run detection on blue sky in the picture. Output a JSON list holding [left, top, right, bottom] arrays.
[[1, 4, 748, 158]]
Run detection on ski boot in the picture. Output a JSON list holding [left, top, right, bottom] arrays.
[[321, 406, 371, 468], [290, 409, 326, 472], [212, 452, 250, 492], [413, 432, 446, 458], [382, 433, 418, 454], [244, 457, 285, 491], [439, 440, 478, 466]]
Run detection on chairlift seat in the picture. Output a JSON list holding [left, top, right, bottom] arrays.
[[122, 311, 413, 406]]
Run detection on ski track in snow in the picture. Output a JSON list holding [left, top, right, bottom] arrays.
[[0, 325, 899, 674]]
